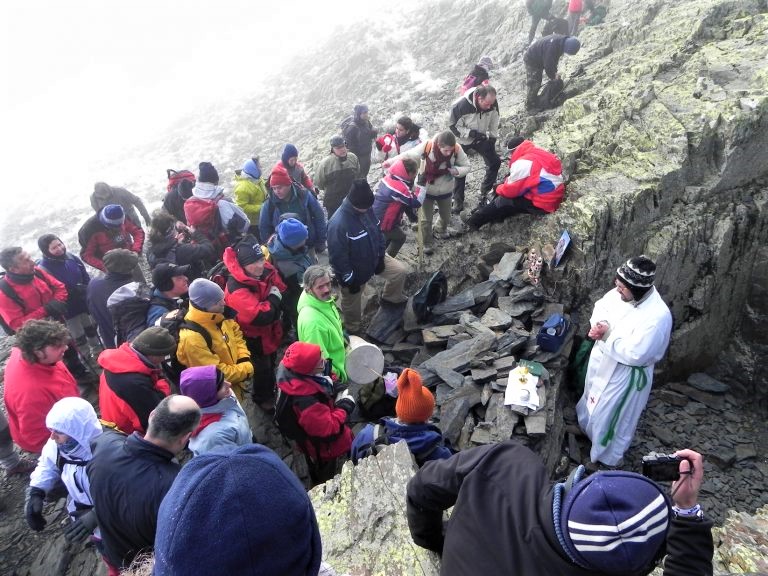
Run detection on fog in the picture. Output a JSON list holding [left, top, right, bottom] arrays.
[[0, 0, 404, 236]]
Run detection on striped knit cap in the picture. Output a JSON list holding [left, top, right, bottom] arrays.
[[560, 471, 670, 574], [616, 255, 656, 288]]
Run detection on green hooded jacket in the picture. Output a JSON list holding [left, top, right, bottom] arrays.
[[297, 290, 347, 382]]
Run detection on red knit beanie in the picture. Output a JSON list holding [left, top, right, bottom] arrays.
[[395, 368, 435, 424], [270, 165, 293, 187], [282, 342, 322, 375]]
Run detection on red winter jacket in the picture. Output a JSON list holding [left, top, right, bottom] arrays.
[[0, 267, 68, 331], [276, 365, 353, 462], [81, 220, 144, 271], [496, 140, 565, 213], [98, 343, 171, 435], [222, 247, 286, 354], [3, 348, 79, 452]]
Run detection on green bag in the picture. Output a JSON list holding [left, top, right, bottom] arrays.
[[569, 337, 595, 395]]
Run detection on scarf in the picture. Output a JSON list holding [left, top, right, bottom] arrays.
[[423, 142, 453, 184]]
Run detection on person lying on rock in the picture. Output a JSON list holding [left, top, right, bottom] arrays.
[[407, 443, 713, 575], [463, 137, 565, 230], [351, 368, 453, 467]]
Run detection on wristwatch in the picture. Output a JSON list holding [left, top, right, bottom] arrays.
[[672, 503, 704, 521]]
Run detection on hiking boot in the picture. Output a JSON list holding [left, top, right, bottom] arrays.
[[423, 246, 434, 256], [451, 202, 464, 215], [5, 458, 37, 477], [433, 229, 450, 240]]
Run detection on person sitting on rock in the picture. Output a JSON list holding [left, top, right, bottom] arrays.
[[275, 341, 354, 485], [3, 319, 79, 454], [314, 135, 360, 219], [406, 443, 713, 575], [464, 137, 565, 229], [259, 165, 327, 254], [179, 365, 252, 457], [24, 398, 105, 566], [98, 326, 176, 435], [524, 34, 581, 110], [36, 234, 102, 361], [373, 116, 423, 163], [176, 279, 254, 403], [327, 180, 410, 335], [383, 131, 470, 255], [267, 218, 317, 339], [351, 368, 453, 467], [222, 236, 286, 411], [153, 444, 322, 575], [79, 204, 145, 278], [372, 157, 425, 257], [297, 265, 348, 383], [233, 156, 268, 238]]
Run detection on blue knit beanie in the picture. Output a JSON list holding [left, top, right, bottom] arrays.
[[563, 36, 581, 55], [277, 217, 308, 248], [559, 471, 670, 574], [281, 143, 299, 166], [154, 444, 322, 576], [242, 158, 261, 180], [99, 204, 125, 227]]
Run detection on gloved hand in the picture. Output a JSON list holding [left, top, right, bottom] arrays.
[[489, 136, 497, 149], [268, 286, 283, 300], [315, 241, 327, 254], [474, 132, 488, 143], [468, 129, 479, 140], [63, 509, 98, 544], [43, 300, 68, 318], [414, 185, 427, 205], [334, 389, 356, 416], [24, 486, 46, 532], [374, 257, 386, 275]]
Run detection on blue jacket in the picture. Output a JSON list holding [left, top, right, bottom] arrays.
[[87, 272, 133, 348], [327, 198, 386, 287], [259, 185, 327, 250], [267, 235, 315, 286], [188, 395, 252, 457], [146, 289, 180, 328], [351, 417, 453, 466], [38, 253, 91, 318]]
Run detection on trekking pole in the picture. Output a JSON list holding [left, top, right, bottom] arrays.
[[417, 216, 425, 271]]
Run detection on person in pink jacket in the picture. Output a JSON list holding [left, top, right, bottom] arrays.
[[464, 137, 564, 230], [567, 0, 584, 36]]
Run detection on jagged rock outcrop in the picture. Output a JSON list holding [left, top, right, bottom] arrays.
[[713, 504, 768, 574]]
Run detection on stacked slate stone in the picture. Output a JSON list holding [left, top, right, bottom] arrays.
[[366, 247, 575, 476]]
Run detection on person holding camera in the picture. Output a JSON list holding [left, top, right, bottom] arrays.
[[145, 210, 216, 281], [406, 441, 713, 575]]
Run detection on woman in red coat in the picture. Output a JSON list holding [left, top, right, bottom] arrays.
[[222, 236, 286, 410]]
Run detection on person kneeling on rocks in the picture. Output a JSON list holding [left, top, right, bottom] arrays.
[[327, 179, 409, 335], [464, 137, 565, 230], [351, 368, 453, 467], [407, 444, 713, 575]]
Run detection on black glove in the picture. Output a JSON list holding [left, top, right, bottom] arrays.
[[468, 129, 478, 139], [24, 486, 46, 532], [63, 509, 98, 544], [43, 300, 68, 318], [489, 136, 497, 149], [346, 284, 361, 295], [374, 257, 386, 275], [335, 390, 356, 416]]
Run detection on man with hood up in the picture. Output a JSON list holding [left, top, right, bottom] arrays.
[[24, 398, 107, 568], [90, 181, 151, 228], [343, 104, 377, 178]]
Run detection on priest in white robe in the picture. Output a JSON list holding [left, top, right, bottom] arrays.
[[576, 255, 672, 467]]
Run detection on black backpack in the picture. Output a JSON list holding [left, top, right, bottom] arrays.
[[159, 309, 213, 388], [107, 282, 157, 345], [273, 389, 339, 447], [0, 270, 57, 335]]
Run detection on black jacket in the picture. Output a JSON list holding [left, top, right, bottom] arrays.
[[327, 198, 386, 288], [87, 431, 180, 569], [406, 440, 713, 576], [345, 120, 376, 158], [87, 272, 134, 348], [146, 229, 216, 281], [524, 34, 569, 79]]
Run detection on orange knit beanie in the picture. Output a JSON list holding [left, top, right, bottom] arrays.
[[395, 368, 435, 424]]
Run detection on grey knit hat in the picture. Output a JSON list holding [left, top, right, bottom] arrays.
[[188, 278, 225, 311]]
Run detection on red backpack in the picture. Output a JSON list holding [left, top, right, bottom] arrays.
[[166, 169, 196, 194]]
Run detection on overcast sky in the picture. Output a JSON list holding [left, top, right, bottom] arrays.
[[0, 0, 403, 217]]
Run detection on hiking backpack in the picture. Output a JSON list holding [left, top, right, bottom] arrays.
[[340, 115, 355, 143], [166, 169, 196, 195], [107, 282, 158, 345], [350, 423, 443, 466], [0, 270, 58, 335], [273, 389, 330, 446]]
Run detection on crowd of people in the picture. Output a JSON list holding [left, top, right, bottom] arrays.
[[0, 11, 713, 574]]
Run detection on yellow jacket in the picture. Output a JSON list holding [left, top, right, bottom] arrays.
[[233, 174, 268, 225], [176, 303, 254, 401]]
